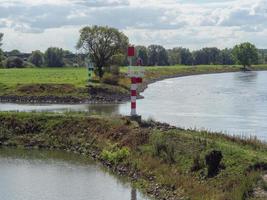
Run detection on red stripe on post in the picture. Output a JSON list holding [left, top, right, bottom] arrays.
[[128, 47, 135, 57], [131, 90, 137, 96], [131, 102, 136, 109], [136, 77, 142, 83], [131, 77, 137, 84]]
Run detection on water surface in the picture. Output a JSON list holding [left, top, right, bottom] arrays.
[[1, 71, 267, 140], [0, 148, 149, 200]]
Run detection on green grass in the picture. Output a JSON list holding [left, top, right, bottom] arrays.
[[1, 65, 267, 99], [0, 112, 266, 200], [0, 67, 88, 89]]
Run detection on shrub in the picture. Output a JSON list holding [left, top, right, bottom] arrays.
[[191, 155, 204, 172], [101, 147, 130, 165], [110, 65, 120, 75], [205, 150, 223, 177], [151, 132, 176, 164], [102, 73, 119, 85], [5, 57, 24, 68]]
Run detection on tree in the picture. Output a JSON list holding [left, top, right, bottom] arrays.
[[9, 49, 21, 56], [168, 48, 181, 65], [178, 48, 193, 65], [0, 33, 3, 47], [77, 25, 128, 78], [29, 50, 44, 67], [148, 45, 168, 66], [220, 48, 234, 65], [136, 46, 148, 66], [0, 33, 4, 66], [44, 47, 64, 67], [232, 42, 258, 69]]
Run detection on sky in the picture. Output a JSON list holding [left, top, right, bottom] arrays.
[[0, 0, 267, 52]]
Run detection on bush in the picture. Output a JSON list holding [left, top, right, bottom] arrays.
[[151, 132, 176, 164], [5, 57, 24, 68], [205, 150, 223, 177], [102, 73, 119, 85], [191, 155, 204, 172], [110, 65, 120, 75], [101, 147, 130, 165]]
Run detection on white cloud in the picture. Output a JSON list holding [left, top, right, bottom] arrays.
[[0, 0, 267, 52]]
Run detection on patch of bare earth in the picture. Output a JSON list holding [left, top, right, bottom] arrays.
[[253, 174, 267, 199]]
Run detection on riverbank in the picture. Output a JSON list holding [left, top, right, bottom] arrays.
[[0, 112, 267, 200], [1, 65, 267, 104]]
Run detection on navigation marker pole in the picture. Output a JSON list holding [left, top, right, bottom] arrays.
[[86, 58, 94, 82], [127, 46, 144, 118]]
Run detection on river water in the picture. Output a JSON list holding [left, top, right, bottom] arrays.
[[1, 71, 267, 199], [0, 148, 149, 200], [1, 71, 267, 141]]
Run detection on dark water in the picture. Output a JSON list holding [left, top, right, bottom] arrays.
[[1, 71, 267, 140], [0, 148, 149, 200]]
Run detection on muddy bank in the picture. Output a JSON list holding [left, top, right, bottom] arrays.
[[0, 94, 130, 104], [0, 85, 131, 104]]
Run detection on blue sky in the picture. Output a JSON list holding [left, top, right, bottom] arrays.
[[0, 0, 267, 52]]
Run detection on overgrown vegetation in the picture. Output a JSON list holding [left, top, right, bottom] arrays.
[[0, 112, 266, 200]]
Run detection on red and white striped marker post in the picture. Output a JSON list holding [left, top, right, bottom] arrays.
[[128, 47, 143, 117]]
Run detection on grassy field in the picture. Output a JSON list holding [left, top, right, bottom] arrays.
[[0, 112, 266, 200], [1, 65, 267, 100]]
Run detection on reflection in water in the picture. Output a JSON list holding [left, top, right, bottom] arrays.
[[234, 71, 258, 83], [131, 189, 137, 200]]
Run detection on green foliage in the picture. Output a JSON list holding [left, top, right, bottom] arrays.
[[101, 147, 130, 164], [9, 49, 21, 56], [110, 53, 126, 67], [232, 42, 258, 68], [77, 25, 129, 78], [136, 46, 148, 66], [151, 132, 176, 164], [0, 33, 4, 65], [148, 44, 169, 66], [44, 47, 64, 67], [5, 57, 24, 68], [29, 50, 44, 67], [0, 33, 3, 47]]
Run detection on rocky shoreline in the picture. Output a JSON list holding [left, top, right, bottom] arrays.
[[0, 94, 131, 104]]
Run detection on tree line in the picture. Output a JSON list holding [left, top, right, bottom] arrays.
[[0, 26, 266, 73]]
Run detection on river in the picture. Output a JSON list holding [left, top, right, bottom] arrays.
[[1, 71, 267, 140], [0, 148, 150, 200]]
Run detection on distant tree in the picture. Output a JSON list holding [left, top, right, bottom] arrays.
[[136, 46, 148, 66], [203, 47, 221, 65], [220, 48, 234, 65], [0, 33, 3, 48], [9, 49, 21, 56], [29, 50, 44, 67], [77, 25, 128, 78], [44, 47, 64, 67], [0, 33, 4, 65], [232, 42, 258, 69], [193, 48, 221, 65], [148, 45, 168, 66], [168, 48, 181, 65], [6, 57, 24, 68], [178, 48, 193, 65]]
